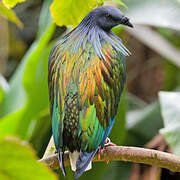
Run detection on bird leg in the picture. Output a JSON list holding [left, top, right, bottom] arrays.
[[98, 137, 116, 161]]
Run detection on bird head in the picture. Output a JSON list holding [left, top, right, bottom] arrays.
[[66, 5, 132, 57], [85, 5, 133, 31]]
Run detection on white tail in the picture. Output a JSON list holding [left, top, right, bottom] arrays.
[[69, 151, 92, 171]]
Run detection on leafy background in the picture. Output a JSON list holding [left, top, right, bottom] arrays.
[[0, 0, 180, 179]]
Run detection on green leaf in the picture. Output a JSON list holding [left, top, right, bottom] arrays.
[[0, 88, 3, 106], [0, 137, 57, 180], [37, 0, 53, 38], [159, 91, 180, 155], [29, 109, 52, 155], [0, 110, 24, 139], [0, 0, 56, 142], [0, 74, 9, 107], [2, 0, 25, 8], [50, 0, 104, 27], [163, 61, 180, 91], [50, 0, 128, 27], [0, 27, 55, 139], [0, 1, 23, 28]]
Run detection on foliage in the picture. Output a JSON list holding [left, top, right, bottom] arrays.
[[0, 137, 57, 180], [2, 0, 25, 8], [0, 74, 9, 105], [0, 1, 22, 28], [50, 0, 102, 27], [0, 0, 57, 177], [0, 0, 180, 179], [159, 92, 180, 155], [50, 0, 126, 27]]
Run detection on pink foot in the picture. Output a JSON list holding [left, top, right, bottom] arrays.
[[98, 137, 116, 160]]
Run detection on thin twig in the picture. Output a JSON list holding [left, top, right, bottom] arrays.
[[39, 146, 180, 172]]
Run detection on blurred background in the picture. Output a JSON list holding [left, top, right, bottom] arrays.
[[0, 0, 180, 179]]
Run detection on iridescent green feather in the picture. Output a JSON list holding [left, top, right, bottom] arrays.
[[48, 32, 126, 180], [48, 37, 126, 152]]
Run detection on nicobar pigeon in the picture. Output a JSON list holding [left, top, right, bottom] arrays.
[[48, 5, 133, 179]]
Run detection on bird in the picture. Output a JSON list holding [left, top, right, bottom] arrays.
[[48, 5, 133, 179]]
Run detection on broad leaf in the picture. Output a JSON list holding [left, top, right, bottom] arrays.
[[0, 1, 23, 28], [37, 0, 54, 38], [159, 91, 180, 155], [50, 0, 103, 27], [0, 74, 9, 108], [0, 110, 24, 139], [2, 0, 25, 8], [0, 0, 56, 142], [0, 88, 3, 106], [0, 137, 57, 180], [50, 0, 126, 27]]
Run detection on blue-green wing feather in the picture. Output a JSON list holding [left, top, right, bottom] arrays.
[[48, 36, 126, 178]]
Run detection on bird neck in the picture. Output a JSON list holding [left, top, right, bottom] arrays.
[[62, 21, 130, 57]]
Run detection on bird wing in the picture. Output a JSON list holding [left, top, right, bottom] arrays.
[[75, 40, 126, 178], [48, 42, 65, 149], [48, 39, 126, 150], [78, 41, 126, 152], [48, 42, 68, 176], [48, 39, 126, 177]]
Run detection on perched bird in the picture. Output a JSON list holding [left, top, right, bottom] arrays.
[[48, 5, 133, 178]]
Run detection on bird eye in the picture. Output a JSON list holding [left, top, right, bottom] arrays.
[[105, 13, 113, 21]]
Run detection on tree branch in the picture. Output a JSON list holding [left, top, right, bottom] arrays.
[[39, 146, 180, 172]]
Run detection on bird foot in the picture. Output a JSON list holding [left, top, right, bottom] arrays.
[[104, 137, 116, 147], [98, 137, 116, 161]]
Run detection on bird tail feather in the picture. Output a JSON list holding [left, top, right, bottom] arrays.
[[69, 151, 92, 172], [69, 151, 80, 171], [74, 148, 98, 179], [57, 150, 66, 177]]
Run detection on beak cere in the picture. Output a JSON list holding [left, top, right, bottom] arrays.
[[121, 17, 133, 28]]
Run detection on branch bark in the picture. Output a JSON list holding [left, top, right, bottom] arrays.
[[39, 145, 180, 172]]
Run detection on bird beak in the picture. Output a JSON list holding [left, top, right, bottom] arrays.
[[125, 20, 133, 28], [121, 17, 134, 28]]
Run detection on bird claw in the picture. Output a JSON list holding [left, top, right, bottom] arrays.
[[98, 137, 116, 160], [104, 137, 116, 147]]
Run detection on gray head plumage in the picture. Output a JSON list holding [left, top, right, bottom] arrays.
[[80, 5, 133, 31], [61, 5, 133, 57]]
